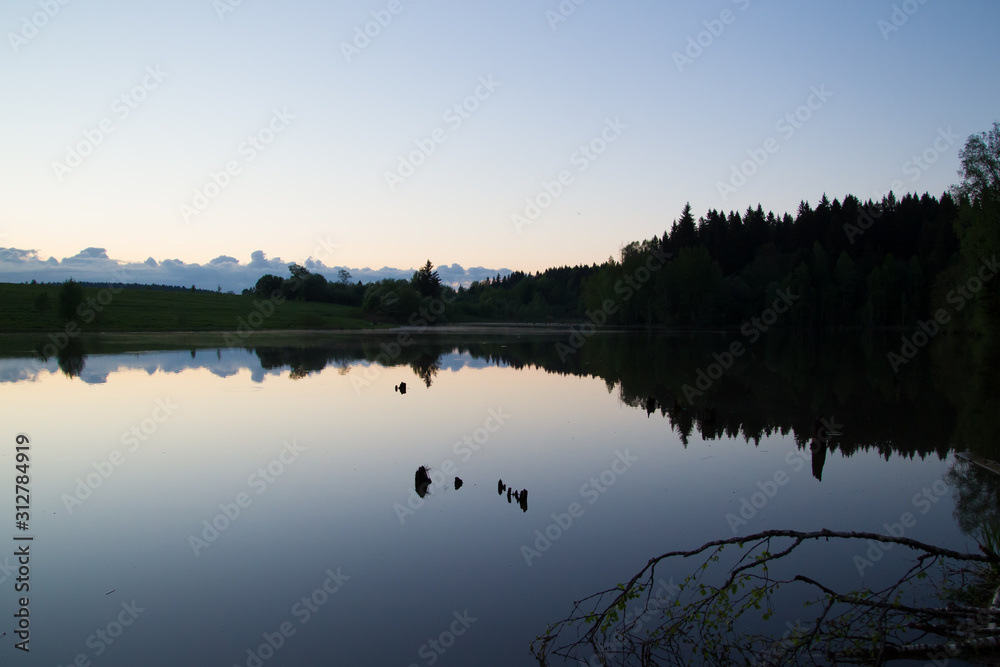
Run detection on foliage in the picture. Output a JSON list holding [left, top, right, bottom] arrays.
[[951, 121, 1000, 206], [252, 265, 366, 307], [361, 278, 421, 320], [451, 190, 963, 328], [950, 122, 1000, 332], [57, 278, 84, 321], [255, 274, 284, 298], [532, 529, 1000, 666], [235, 121, 998, 333], [413, 260, 442, 299]]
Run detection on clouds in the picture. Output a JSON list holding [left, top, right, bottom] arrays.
[[0, 247, 508, 292]]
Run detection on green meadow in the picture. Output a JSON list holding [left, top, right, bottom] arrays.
[[0, 283, 376, 333]]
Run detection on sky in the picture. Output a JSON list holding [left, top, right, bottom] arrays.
[[1, 0, 999, 289]]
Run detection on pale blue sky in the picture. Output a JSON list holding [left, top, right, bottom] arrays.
[[1, 0, 998, 281]]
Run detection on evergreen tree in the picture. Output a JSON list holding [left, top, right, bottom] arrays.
[[413, 260, 442, 298]]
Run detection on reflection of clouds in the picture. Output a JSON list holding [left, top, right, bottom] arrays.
[[437, 352, 504, 372], [0, 358, 54, 383], [0, 348, 271, 384], [79, 369, 109, 385], [0, 348, 501, 385], [438, 353, 468, 372]]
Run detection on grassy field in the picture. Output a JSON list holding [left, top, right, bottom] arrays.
[[0, 283, 377, 332]]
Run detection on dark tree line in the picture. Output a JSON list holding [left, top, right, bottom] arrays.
[[250, 263, 367, 307], [249, 259, 452, 323], [242, 124, 999, 333], [456, 123, 1000, 332], [455, 191, 974, 329]]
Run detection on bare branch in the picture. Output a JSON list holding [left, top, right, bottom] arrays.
[[532, 528, 1000, 666]]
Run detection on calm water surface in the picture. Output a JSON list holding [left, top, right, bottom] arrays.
[[0, 331, 995, 665]]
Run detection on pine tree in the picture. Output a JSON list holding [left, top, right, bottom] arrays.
[[413, 260, 442, 298]]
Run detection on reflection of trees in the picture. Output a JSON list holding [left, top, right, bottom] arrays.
[[931, 334, 1000, 455], [38, 329, 990, 462], [415, 466, 431, 498], [32, 338, 85, 378], [235, 331, 998, 465], [946, 458, 1000, 535], [255, 347, 351, 379], [410, 353, 440, 388], [57, 339, 86, 378]]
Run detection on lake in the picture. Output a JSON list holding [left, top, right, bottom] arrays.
[[0, 329, 996, 665]]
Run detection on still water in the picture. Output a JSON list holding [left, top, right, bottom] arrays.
[[0, 330, 995, 665]]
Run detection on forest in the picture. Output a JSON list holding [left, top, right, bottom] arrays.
[[248, 122, 1000, 334]]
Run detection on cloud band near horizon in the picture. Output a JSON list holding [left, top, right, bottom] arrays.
[[0, 247, 510, 292]]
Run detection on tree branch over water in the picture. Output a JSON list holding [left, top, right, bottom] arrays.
[[531, 528, 1000, 666]]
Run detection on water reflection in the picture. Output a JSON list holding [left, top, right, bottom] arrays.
[[57, 339, 86, 378], [31, 337, 88, 378], [413, 464, 466, 500], [411, 353, 440, 387], [415, 465, 431, 498], [1, 329, 997, 666], [498, 479, 529, 513], [7, 329, 995, 461], [810, 416, 841, 482]]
